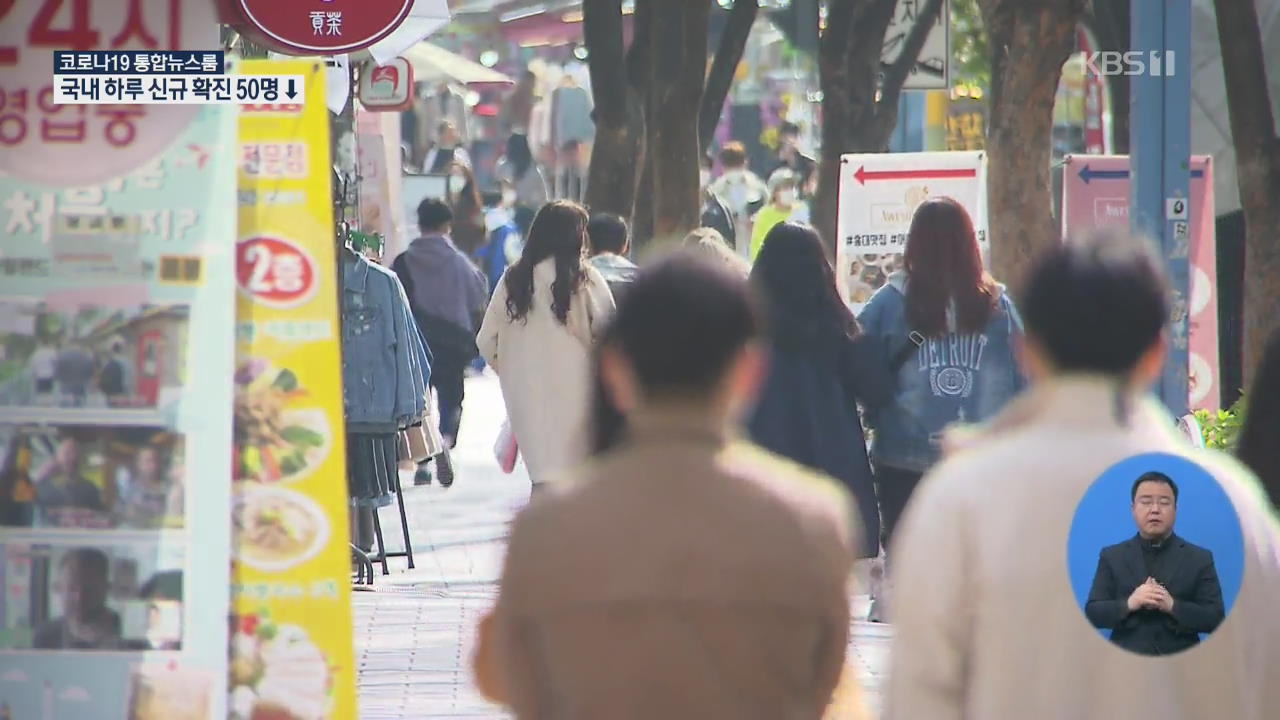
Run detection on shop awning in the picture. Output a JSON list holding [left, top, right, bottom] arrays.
[[403, 41, 514, 87]]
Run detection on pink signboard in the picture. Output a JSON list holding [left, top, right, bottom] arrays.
[[1061, 154, 1220, 410]]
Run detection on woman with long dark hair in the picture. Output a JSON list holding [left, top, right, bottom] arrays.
[[478, 200, 615, 491], [496, 133, 548, 239], [1237, 327, 1280, 507], [857, 197, 1024, 617], [747, 223, 892, 560]]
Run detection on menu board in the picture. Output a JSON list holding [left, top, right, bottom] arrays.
[[229, 59, 358, 720], [0, 108, 237, 719]]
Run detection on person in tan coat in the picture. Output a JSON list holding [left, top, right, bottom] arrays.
[[884, 231, 1280, 720], [473, 254, 864, 720]]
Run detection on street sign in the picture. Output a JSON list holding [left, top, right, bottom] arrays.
[[880, 0, 950, 91], [836, 151, 987, 309], [0, 0, 217, 186], [1060, 154, 1218, 410], [227, 0, 415, 55]]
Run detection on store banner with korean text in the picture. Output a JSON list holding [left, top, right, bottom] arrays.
[[836, 151, 988, 311], [1060, 154, 1220, 410], [231, 59, 357, 720], [0, 0, 220, 186], [0, 105, 237, 719]]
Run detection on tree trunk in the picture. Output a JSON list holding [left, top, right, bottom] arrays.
[[811, 2, 857, 256], [628, 0, 655, 247], [584, 0, 643, 218], [647, 0, 709, 244], [1214, 0, 1280, 387], [811, 0, 944, 255], [699, 0, 758, 154], [980, 0, 1087, 288]]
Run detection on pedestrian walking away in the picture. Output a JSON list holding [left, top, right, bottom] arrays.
[[477, 200, 615, 492], [746, 222, 894, 561], [392, 197, 490, 487], [586, 212, 638, 301], [856, 196, 1025, 620], [473, 254, 865, 720], [883, 230, 1280, 720]]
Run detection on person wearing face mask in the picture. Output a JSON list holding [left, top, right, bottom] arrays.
[[699, 154, 736, 248], [423, 121, 472, 175], [709, 142, 768, 257], [749, 170, 806, 263], [771, 122, 817, 200]]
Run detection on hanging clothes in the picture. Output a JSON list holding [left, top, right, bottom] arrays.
[[340, 250, 430, 428], [550, 84, 593, 148]]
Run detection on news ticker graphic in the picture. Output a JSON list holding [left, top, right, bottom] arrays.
[[51, 51, 302, 105], [53, 75, 307, 105], [54, 51, 227, 75]]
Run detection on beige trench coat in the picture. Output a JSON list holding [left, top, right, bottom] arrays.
[[477, 259, 614, 484], [884, 375, 1280, 720]]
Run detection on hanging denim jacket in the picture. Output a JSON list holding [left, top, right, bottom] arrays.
[[341, 252, 430, 427], [857, 271, 1026, 472]]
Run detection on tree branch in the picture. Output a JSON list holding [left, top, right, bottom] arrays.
[[699, 0, 758, 153]]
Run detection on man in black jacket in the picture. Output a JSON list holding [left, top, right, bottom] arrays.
[[1085, 471, 1225, 656]]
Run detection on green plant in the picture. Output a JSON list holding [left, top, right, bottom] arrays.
[[1194, 396, 1248, 451]]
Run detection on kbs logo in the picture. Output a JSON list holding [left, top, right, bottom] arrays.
[[1083, 50, 1176, 77], [236, 237, 317, 308]]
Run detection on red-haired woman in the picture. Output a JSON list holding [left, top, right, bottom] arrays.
[[857, 197, 1026, 619]]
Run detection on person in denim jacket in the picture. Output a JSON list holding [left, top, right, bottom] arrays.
[[342, 249, 430, 428], [857, 198, 1025, 617]]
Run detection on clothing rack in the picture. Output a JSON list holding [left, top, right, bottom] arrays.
[[335, 180, 423, 584]]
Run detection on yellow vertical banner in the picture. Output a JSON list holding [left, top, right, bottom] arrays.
[[229, 59, 357, 720]]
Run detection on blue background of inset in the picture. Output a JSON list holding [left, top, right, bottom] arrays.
[[1066, 452, 1244, 641]]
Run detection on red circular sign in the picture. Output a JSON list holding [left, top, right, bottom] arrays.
[[232, 0, 414, 55], [236, 236, 318, 308]]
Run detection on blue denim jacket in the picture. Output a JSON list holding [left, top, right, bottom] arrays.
[[857, 272, 1026, 472], [342, 253, 430, 426]]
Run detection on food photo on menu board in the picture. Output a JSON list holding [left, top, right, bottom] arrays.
[[0, 300, 191, 412], [0, 424, 185, 531], [0, 542, 184, 652]]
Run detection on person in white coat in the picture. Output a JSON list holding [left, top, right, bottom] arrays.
[[884, 230, 1280, 720], [478, 200, 615, 492]]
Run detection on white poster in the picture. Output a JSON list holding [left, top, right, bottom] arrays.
[[836, 151, 988, 310]]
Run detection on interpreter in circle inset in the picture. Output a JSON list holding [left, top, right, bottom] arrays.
[[1084, 470, 1225, 656]]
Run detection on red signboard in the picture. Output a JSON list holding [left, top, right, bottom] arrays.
[[0, 0, 215, 186], [228, 0, 415, 55], [236, 236, 318, 308], [357, 58, 414, 112]]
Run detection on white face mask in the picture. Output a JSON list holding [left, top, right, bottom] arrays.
[[448, 175, 466, 196], [502, 188, 518, 206], [777, 189, 797, 206], [699, 169, 711, 187]]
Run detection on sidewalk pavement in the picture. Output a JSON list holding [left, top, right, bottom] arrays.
[[354, 374, 891, 719]]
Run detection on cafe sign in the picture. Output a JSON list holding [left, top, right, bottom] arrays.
[[357, 58, 413, 111], [224, 0, 415, 55]]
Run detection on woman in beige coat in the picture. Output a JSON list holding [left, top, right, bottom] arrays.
[[884, 232, 1280, 720], [478, 200, 614, 489]]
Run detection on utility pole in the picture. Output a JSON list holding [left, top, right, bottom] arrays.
[[1130, 0, 1191, 417]]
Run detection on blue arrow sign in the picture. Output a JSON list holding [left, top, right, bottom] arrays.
[[1078, 164, 1205, 184]]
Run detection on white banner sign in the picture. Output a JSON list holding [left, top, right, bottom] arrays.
[[836, 150, 987, 309]]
